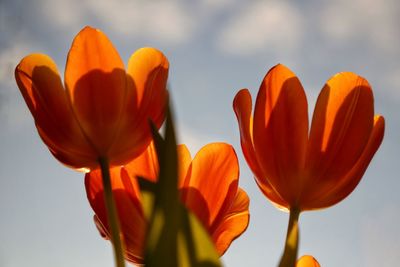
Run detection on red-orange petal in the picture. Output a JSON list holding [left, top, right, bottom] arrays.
[[302, 115, 385, 210], [177, 144, 192, 186], [305, 72, 374, 204], [296, 255, 321, 267], [253, 64, 309, 206], [15, 53, 96, 169], [123, 142, 192, 185], [233, 88, 288, 209], [180, 143, 239, 229], [65, 26, 127, 156], [109, 47, 169, 165], [211, 188, 250, 255], [124, 141, 159, 183], [85, 168, 146, 264]]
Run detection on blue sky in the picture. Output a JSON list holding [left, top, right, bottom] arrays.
[[1, 0, 399, 266]]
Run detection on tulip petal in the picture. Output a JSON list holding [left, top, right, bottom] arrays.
[[177, 144, 192, 186], [65, 26, 127, 156], [85, 168, 146, 264], [253, 64, 309, 206], [211, 188, 250, 255], [15, 53, 96, 169], [181, 143, 239, 229], [296, 255, 320, 267], [306, 72, 374, 199], [124, 141, 159, 182], [303, 115, 384, 210], [233, 89, 288, 209], [123, 142, 192, 185], [109, 48, 169, 165]]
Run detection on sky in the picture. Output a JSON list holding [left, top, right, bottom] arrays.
[[0, 0, 399, 266]]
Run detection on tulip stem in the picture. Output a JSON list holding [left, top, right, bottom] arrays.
[[98, 157, 126, 267], [278, 208, 300, 267]]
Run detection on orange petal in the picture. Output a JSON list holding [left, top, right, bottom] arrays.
[[302, 115, 384, 210], [15, 53, 96, 169], [305, 72, 374, 202], [180, 143, 239, 229], [253, 64, 309, 206], [85, 167, 146, 264], [177, 144, 192, 186], [211, 188, 250, 255], [65, 26, 127, 156], [124, 141, 159, 182], [109, 47, 169, 165], [123, 142, 192, 185], [233, 89, 288, 209], [296, 255, 321, 267]]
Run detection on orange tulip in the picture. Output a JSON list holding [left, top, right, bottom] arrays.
[[296, 255, 320, 267], [85, 142, 250, 264], [15, 26, 169, 171], [233, 64, 384, 212]]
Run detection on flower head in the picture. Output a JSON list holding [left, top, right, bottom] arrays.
[[296, 255, 320, 267], [85, 142, 250, 263], [15, 26, 169, 171], [233, 64, 384, 211]]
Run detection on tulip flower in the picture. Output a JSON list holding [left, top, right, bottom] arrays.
[[233, 64, 384, 266], [15, 26, 169, 267], [296, 255, 320, 267], [85, 142, 250, 264], [15, 26, 169, 171]]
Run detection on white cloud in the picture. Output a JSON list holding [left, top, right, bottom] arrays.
[[216, 1, 304, 55], [0, 41, 35, 87], [36, 0, 196, 45], [319, 0, 400, 54], [0, 41, 36, 130]]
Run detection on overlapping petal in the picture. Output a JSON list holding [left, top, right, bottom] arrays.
[[253, 64, 309, 206], [305, 73, 374, 196], [15, 54, 97, 169], [65, 26, 127, 156], [233, 88, 288, 209], [109, 48, 169, 165], [85, 167, 146, 264]]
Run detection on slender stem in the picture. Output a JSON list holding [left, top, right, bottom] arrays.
[[278, 208, 300, 267], [98, 157, 126, 267]]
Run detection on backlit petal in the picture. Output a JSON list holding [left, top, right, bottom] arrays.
[[233, 89, 287, 209], [15, 53, 95, 169], [124, 141, 159, 182], [306, 72, 374, 200], [181, 143, 239, 228], [253, 64, 308, 206], [110, 48, 169, 165], [65, 26, 127, 156], [211, 188, 250, 255], [85, 168, 146, 264], [123, 142, 192, 184], [177, 144, 192, 186], [302, 115, 384, 210]]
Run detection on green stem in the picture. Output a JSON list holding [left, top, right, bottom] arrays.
[[278, 208, 300, 267], [98, 157, 126, 267]]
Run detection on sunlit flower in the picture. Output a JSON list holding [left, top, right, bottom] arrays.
[[296, 255, 320, 267], [15, 26, 169, 171], [233, 64, 384, 211], [85, 142, 250, 263]]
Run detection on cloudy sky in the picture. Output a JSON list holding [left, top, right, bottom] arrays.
[[1, 0, 399, 266]]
